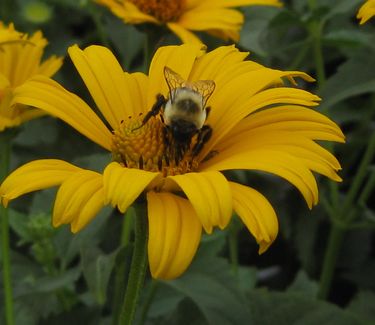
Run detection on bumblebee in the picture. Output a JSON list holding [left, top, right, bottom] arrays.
[[141, 66, 215, 161]]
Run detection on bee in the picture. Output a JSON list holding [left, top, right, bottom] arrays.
[[140, 66, 215, 161]]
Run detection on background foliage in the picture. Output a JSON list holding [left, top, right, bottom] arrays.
[[1, 0, 375, 324]]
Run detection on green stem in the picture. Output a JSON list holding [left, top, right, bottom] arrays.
[[112, 208, 135, 325], [311, 21, 325, 89], [317, 133, 375, 300], [358, 170, 375, 208], [317, 225, 345, 300], [0, 133, 14, 325], [139, 280, 159, 325], [118, 204, 148, 325], [341, 133, 375, 222], [228, 221, 239, 276]]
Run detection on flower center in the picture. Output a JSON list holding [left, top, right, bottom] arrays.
[[129, 0, 184, 23], [111, 115, 200, 176]]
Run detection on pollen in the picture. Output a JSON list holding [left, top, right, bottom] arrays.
[[111, 115, 199, 176], [129, 0, 184, 23]]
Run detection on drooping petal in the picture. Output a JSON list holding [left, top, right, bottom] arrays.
[[185, 0, 282, 9], [166, 22, 203, 44], [147, 192, 202, 279], [11, 75, 112, 151], [230, 182, 278, 254], [357, 0, 375, 24], [178, 7, 244, 41], [0, 160, 81, 207], [202, 151, 318, 209], [167, 171, 232, 233], [68, 45, 138, 127], [53, 169, 104, 233], [95, 0, 159, 24], [147, 43, 203, 108], [103, 162, 161, 213]]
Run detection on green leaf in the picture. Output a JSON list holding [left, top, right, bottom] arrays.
[[247, 290, 364, 325], [81, 246, 117, 305], [287, 271, 318, 298], [8, 209, 33, 244], [53, 206, 111, 269], [160, 256, 253, 325], [319, 50, 375, 110], [198, 229, 227, 258], [14, 117, 58, 147], [164, 297, 207, 325], [348, 290, 375, 323]]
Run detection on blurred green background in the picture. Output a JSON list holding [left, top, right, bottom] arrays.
[[1, 0, 375, 324]]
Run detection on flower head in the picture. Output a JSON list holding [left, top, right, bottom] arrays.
[[95, 0, 282, 43], [357, 0, 375, 24], [0, 44, 344, 279], [0, 22, 63, 131]]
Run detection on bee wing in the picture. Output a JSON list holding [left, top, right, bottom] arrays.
[[191, 80, 216, 108], [164, 66, 186, 101]]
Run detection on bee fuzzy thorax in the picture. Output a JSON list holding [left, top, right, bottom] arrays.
[[164, 88, 207, 130]]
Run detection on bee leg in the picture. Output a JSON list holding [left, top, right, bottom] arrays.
[[133, 94, 166, 131], [192, 125, 212, 157], [142, 94, 166, 124]]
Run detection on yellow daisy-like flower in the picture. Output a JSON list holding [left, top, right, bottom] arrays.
[[0, 43, 344, 279], [357, 0, 375, 24], [95, 0, 282, 43], [0, 22, 63, 131]]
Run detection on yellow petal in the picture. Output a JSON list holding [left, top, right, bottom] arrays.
[[12, 75, 112, 150], [0, 159, 81, 207], [146, 43, 203, 108], [68, 45, 138, 127], [215, 129, 342, 179], [166, 22, 203, 44], [103, 162, 161, 213], [202, 151, 318, 209], [147, 192, 202, 279], [95, 0, 159, 24], [178, 7, 244, 41], [228, 105, 344, 143], [230, 182, 278, 254], [199, 70, 317, 159], [167, 171, 232, 233], [53, 169, 104, 233], [189, 45, 249, 86], [124, 72, 148, 115], [185, 0, 282, 8], [357, 0, 375, 24], [37, 55, 63, 77]]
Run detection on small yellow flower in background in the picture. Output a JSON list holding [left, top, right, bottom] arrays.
[[357, 0, 375, 24], [95, 0, 282, 43], [0, 43, 344, 279], [0, 22, 63, 132]]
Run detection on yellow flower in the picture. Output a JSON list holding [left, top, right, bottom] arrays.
[[95, 0, 282, 43], [0, 43, 344, 279], [357, 0, 375, 24], [0, 22, 63, 131]]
